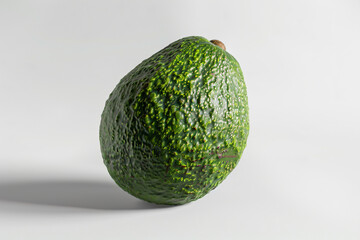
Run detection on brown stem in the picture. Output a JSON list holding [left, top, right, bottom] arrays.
[[210, 39, 226, 51]]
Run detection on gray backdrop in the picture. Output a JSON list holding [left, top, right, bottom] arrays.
[[1, 0, 359, 239]]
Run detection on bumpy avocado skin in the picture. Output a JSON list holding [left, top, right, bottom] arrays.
[[100, 36, 249, 205]]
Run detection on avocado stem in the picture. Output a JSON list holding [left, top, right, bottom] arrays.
[[210, 40, 226, 51]]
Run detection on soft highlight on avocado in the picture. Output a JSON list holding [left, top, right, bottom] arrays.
[[100, 36, 249, 205]]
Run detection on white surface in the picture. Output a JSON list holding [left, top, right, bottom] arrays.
[[1, 0, 360, 239]]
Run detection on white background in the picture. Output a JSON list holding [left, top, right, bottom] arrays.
[[1, 0, 360, 239]]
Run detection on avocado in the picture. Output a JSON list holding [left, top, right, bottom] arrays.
[[100, 36, 249, 205]]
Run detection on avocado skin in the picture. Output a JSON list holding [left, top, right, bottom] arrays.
[[100, 36, 249, 205]]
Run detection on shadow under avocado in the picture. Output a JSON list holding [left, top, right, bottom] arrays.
[[0, 179, 175, 211]]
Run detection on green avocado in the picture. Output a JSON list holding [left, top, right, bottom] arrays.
[[100, 36, 249, 205]]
